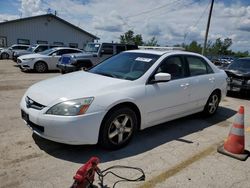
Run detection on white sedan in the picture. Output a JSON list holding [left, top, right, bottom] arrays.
[[17, 47, 82, 72], [20, 50, 227, 149]]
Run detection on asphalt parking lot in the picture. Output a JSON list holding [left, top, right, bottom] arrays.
[[0, 59, 250, 188]]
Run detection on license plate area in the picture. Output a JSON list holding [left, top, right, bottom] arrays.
[[21, 110, 29, 122]]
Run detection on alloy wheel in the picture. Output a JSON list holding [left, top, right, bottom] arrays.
[[208, 94, 219, 114], [108, 114, 133, 145]]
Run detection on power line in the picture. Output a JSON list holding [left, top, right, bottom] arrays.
[[202, 0, 214, 55], [125, 0, 182, 18], [126, 0, 201, 25], [183, 0, 210, 43]]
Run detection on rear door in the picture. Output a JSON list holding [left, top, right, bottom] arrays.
[[185, 55, 215, 109]]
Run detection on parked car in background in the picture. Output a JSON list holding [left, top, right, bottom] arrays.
[[20, 49, 227, 149], [13, 44, 59, 62], [17, 47, 82, 72], [57, 43, 138, 74], [0, 44, 29, 59], [225, 57, 250, 93]]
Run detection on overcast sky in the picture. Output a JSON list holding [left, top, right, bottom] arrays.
[[0, 0, 249, 51]]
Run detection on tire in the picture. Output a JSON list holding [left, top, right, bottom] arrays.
[[60, 69, 66, 74], [34, 61, 48, 73], [99, 107, 137, 150], [203, 91, 220, 116], [1, 52, 9, 59]]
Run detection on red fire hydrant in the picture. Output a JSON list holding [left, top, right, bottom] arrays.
[[71, 157, 100, 188]]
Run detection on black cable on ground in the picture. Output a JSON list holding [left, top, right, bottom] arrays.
[[97, 165, 145, 188]]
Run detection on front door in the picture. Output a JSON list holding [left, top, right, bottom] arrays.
[[143, 55, 191, 127]]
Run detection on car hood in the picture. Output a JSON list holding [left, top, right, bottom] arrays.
[[72, 52, 97, 58], [19, 53, 48, 59], [25, 71, 129, 106], [16, 51, 33, 56], [225, 69, 250, 79]]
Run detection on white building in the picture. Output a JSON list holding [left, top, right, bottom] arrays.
[[0, 14, 98, 49]]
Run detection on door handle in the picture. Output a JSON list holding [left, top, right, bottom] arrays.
[[209, 77, 215, 82], [180, 83, 190, 87]]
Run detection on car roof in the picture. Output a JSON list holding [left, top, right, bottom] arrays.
[[51, 47, 81, 50], [126, 49, 205, 57]]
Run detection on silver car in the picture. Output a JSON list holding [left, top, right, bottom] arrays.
[[0, 44, 29, 59]]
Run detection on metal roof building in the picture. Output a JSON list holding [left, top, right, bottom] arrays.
[[0, 14, 99, 49]]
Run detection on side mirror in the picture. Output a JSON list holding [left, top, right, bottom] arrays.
[[151, 73, 171, 83], [52, 53, 57, 56]]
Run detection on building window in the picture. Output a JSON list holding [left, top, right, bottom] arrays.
[[0, 36, 7, 47], [69, 43, 78, 48], [53, 42, 64, 46], [17, 39, 30, 45], [37, 40, 48, 44]]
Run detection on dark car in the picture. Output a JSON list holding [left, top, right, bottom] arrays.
[[57, 43, 138, 74], [225, 57, 250, 92]]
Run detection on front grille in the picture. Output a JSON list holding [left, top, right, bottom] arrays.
[[231, 78, 243, 85], [25, 96, 46, 110], [61, 56, 71, 64]]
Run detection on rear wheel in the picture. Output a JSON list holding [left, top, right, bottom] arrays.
[[99, 107, 137, 150], [203, 91, 220, 116], [1, 52, 9, 59], [34, 61, 48, 73]]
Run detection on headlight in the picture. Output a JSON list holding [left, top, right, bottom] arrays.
[[46, 97, 94, 116], [247, 80, 250, 84], [22, 58, 35, 61]]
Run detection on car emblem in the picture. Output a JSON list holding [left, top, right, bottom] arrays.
[[25, 97, 34, 108]]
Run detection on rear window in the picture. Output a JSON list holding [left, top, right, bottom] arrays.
[[186, 56, 213, 76]]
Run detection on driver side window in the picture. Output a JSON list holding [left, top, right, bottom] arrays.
[[156, 56, 185, 80]]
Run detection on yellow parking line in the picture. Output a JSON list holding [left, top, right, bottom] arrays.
[[139, 145, 216, 188]]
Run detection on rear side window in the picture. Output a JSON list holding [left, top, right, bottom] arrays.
[[19, 46, 29, 50], [126, 45, 138, 50], [116, 45, 126, 53], [186, 56, 213, 76], [101, 44, 113, 55]]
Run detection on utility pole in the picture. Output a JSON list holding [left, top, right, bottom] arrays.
[[202, 0, 214, 55]]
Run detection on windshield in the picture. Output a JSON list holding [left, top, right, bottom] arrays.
[[228, 58, 250, 71], [89, 52, 160, 80], [26, 44, 37, 52], [84, 43, 100, 53], [40, 48, 56, 55]]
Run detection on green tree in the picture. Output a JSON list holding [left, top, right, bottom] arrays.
[[120, 30, 143, 45], [208, 38, 233, 55], [185, 41, 202, 53], [144, 36, 159, 46]]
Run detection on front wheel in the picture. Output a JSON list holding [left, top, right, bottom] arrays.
[[34, 61, 48, 73], [99, 107, 137, 150], [1, 52, 9, 59], [203, 91, 220, 116]]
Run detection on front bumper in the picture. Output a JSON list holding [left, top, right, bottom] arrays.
[[20, 97, 106, 145], [227, 78, 250, 91]]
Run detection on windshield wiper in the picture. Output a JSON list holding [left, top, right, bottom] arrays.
[[95, 72, 115, 78]]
